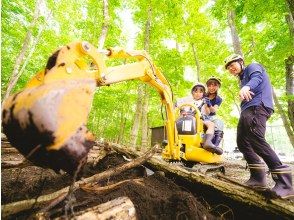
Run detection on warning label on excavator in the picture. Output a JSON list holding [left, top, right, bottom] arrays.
[[182, 120, 192, 131]]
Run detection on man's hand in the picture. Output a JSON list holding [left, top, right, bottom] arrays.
[[204, 97, 212, 107], [239, 86, 254, 101]]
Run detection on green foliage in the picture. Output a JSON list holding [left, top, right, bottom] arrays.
[[2, 0, 292, 145]]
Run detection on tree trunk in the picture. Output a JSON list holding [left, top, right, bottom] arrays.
[[182, 19, 201, 82], [226, 9, 243, 114], [286, 0, 294, 20], [227, 10, 243, 56], [141, 86, 149, 149], [272, 89, 294, 147], [285, 11, 294, 146], [116, 108, 127, 144], [98, 0, 110, 49], [130, 84, 144, 147], [144, 6, 152, 52], [17, 27, 43, 80], [285, 56, 294, 136], [191, 43, 201, 82], [3, 0, 43, 101], [140, 6, 152, 150], [285, 13, 294, 48]]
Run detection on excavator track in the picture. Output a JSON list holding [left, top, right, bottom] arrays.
[[167, 160, 225, 175]]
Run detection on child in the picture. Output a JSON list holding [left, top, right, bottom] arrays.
[[204, 77, 224, 148], [190, 83, 223, 155]]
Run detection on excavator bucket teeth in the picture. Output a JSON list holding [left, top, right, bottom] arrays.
[[2, 79, 96, 175]]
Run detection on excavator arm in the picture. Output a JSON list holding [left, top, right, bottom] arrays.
[[2, 41, 178, 175]]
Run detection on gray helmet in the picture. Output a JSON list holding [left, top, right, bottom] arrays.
[[224, 54, 243, 69]]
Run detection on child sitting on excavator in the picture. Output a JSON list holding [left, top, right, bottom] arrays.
[[204, 76, 224, 149], [176, 83, 223, 155]]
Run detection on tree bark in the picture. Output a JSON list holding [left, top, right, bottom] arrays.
[[272, 89, 294, 147], [116, 108, 127, 144], [130, 84, 144, 147], [141, 86, 149, 149], [226, 9, 243, 113], [65, 197, 136, 220], [182, 19, 201, 82], [98, 0, 110, 49], [140, 6, 152, 150], [285, 12, 294, 135], [17, 26, 44, 80], [285, 56, 294, 137], [191, 43, 201, 82], [286, 0, 294, 20], [285, 13, 294, 48], [1, 160, 32, 169], [2, 0, 43, 101], [227, 10, 243, 56]]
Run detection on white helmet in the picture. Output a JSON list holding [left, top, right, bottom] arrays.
[[191, 83, 206, 94]]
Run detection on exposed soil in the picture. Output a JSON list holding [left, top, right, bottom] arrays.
[[2, 138, 293, 220], [2, 140, 223, 220]]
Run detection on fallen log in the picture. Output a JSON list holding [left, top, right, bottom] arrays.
[[2, 160, 32, 169], [111, 143, 294, 219], [1, 144, 158, 217], [1, 147, 20, 153], [52, 196, 136, 220]]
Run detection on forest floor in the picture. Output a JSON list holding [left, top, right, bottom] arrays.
[[1, 137, 294, 220]]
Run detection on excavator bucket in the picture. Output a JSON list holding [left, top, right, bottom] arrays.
[[2, 42, 100, 175]]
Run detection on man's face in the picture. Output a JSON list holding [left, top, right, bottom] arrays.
[[227, 61, 242, 76]]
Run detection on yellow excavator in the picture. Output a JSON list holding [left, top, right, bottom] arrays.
[[1, 41, 222, 175]]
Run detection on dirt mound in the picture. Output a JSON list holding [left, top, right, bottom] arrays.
[[51, 153, 219, 219], [2, 150, 220, 219]]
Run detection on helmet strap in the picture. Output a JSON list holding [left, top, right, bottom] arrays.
[[237, 60, 245, 74]]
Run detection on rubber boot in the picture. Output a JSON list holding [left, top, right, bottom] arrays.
[[270, 165, 294, 199], [245, 163, 267, 190], [212, 130, 224, 147], [203, 134, 223, 155]]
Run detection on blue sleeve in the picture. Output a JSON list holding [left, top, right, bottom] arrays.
[[213, 96, 222, 106], [245, 64, 263, 90]]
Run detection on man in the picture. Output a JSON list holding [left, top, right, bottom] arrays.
[[224, 54, 294, 199]]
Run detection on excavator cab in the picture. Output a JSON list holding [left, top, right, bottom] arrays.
[[162, 103, 222, 166]]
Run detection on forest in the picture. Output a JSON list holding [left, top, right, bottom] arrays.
[[1, 0, 294, 151]]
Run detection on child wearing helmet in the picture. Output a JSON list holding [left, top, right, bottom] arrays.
[[204, 77, 224, 148], [178, 83, 223, 155]]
